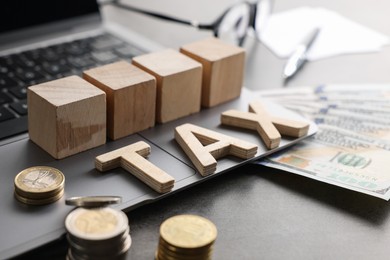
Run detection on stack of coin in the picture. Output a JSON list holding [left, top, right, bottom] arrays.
[[14, 166, 65, 205], [65, 196, 122, 208], [156, 214, 218, 260], [65, 207, 131, 260]]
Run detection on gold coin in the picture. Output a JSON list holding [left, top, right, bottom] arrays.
[[157, 243, 212, 260], [158, 237, 213, 254], [158, 245, 213, 258], [156, 245, 212, 260], [14, 166, 65, 197], [15, 183, 64, 200], [14, 188, 64, 205], [160, 215, 217, 250]]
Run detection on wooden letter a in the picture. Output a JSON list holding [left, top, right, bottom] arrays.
[[175, 123, 258, 176]]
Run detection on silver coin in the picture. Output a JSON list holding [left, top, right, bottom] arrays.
[[65, 207, 128, 241], [68, 236, 131, 260], [65, 196, 122, 207], [68, 234, 132, 258], [67, 226, 129, 250]]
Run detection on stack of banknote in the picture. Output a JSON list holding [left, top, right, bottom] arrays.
[[255, 84, 390, 200]]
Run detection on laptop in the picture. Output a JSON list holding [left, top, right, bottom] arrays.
[[0, 1, 317, 258], [0, 0, 165, 143]]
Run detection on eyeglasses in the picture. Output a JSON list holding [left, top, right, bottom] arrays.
[[101, 0, 273, 46]]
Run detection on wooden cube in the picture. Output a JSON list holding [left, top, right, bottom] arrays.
[[83, 61, 156, 140], [28, 75, 106, 159], [180, 37, 245, 107], [132, 49, 202, 123]]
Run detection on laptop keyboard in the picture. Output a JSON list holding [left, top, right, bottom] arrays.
[[0, 33, 145, 140]]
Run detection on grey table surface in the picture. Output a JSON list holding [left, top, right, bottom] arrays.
[[15, 0, 390, 259]]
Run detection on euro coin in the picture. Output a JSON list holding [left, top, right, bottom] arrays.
[[14, 188, 64, 206], [14, 166, 65, 199], [14, 166, 65, 205], [65, 196, 122, 208], [157, 215, 217, 260], [65, 207, 128, 241], [65, 207, 131, 260], [160, 215, 217, 249]]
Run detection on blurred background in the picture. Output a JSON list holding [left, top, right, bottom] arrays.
[[103, 0, 390, 90]]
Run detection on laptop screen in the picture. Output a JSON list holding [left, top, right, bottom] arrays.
[[0, 0, 100, 34]]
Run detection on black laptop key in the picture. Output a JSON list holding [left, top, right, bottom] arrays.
[[9, 86, 27, 99], [91, 35, 124, 50], [19, 58, 36, 68], [43, 62, 71, 76], [39, 48, 64, 62], [91, 50, 119, 64], [0, 55, 15, 67], [65, 43, 89, 56], [0, 107, 15, 122], [0, 76, 19, 89], [0, 93, 12, 105], [23, 49, 42, 62], [14, 54, 37, 68], [49, 43, 66, 53], [9, 101, 28, 116], [0, 64, 11, 74], [15, 68, 46, 84], [114, 45, 143, 58], [67, 55, 96, 69]]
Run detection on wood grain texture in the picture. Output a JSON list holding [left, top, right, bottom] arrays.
[[95, 141, 175, 193], [180, 37, 245, 107], [175, 123, 257, 176], [28, 75, 106, 159], [132, 49, 202, 123], [83, 61, 156, 140], [249, 101, 309, 137], [221, 110, 281, 149]]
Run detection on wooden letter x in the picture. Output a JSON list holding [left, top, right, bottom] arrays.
[[95, 141, 175, 193], [221, 101, 310, 150], [249, 101, 309, 138], [221, 109, 281, 149], [175, 123, 258, 176]]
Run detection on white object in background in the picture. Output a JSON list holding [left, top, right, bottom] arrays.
[[258, 7, 390, 61]]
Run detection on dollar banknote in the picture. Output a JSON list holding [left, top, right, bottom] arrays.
[[255, 84, 390, 200]]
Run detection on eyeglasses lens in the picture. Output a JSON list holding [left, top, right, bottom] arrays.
[[255, 0, 272, 36], [217, 0, 272, 45], [216, 3, 250, 45]]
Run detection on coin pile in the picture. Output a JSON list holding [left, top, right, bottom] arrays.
[[156, 214, 218, 260], [65, 207, 131, 260], [14, 166, 65, 205]]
